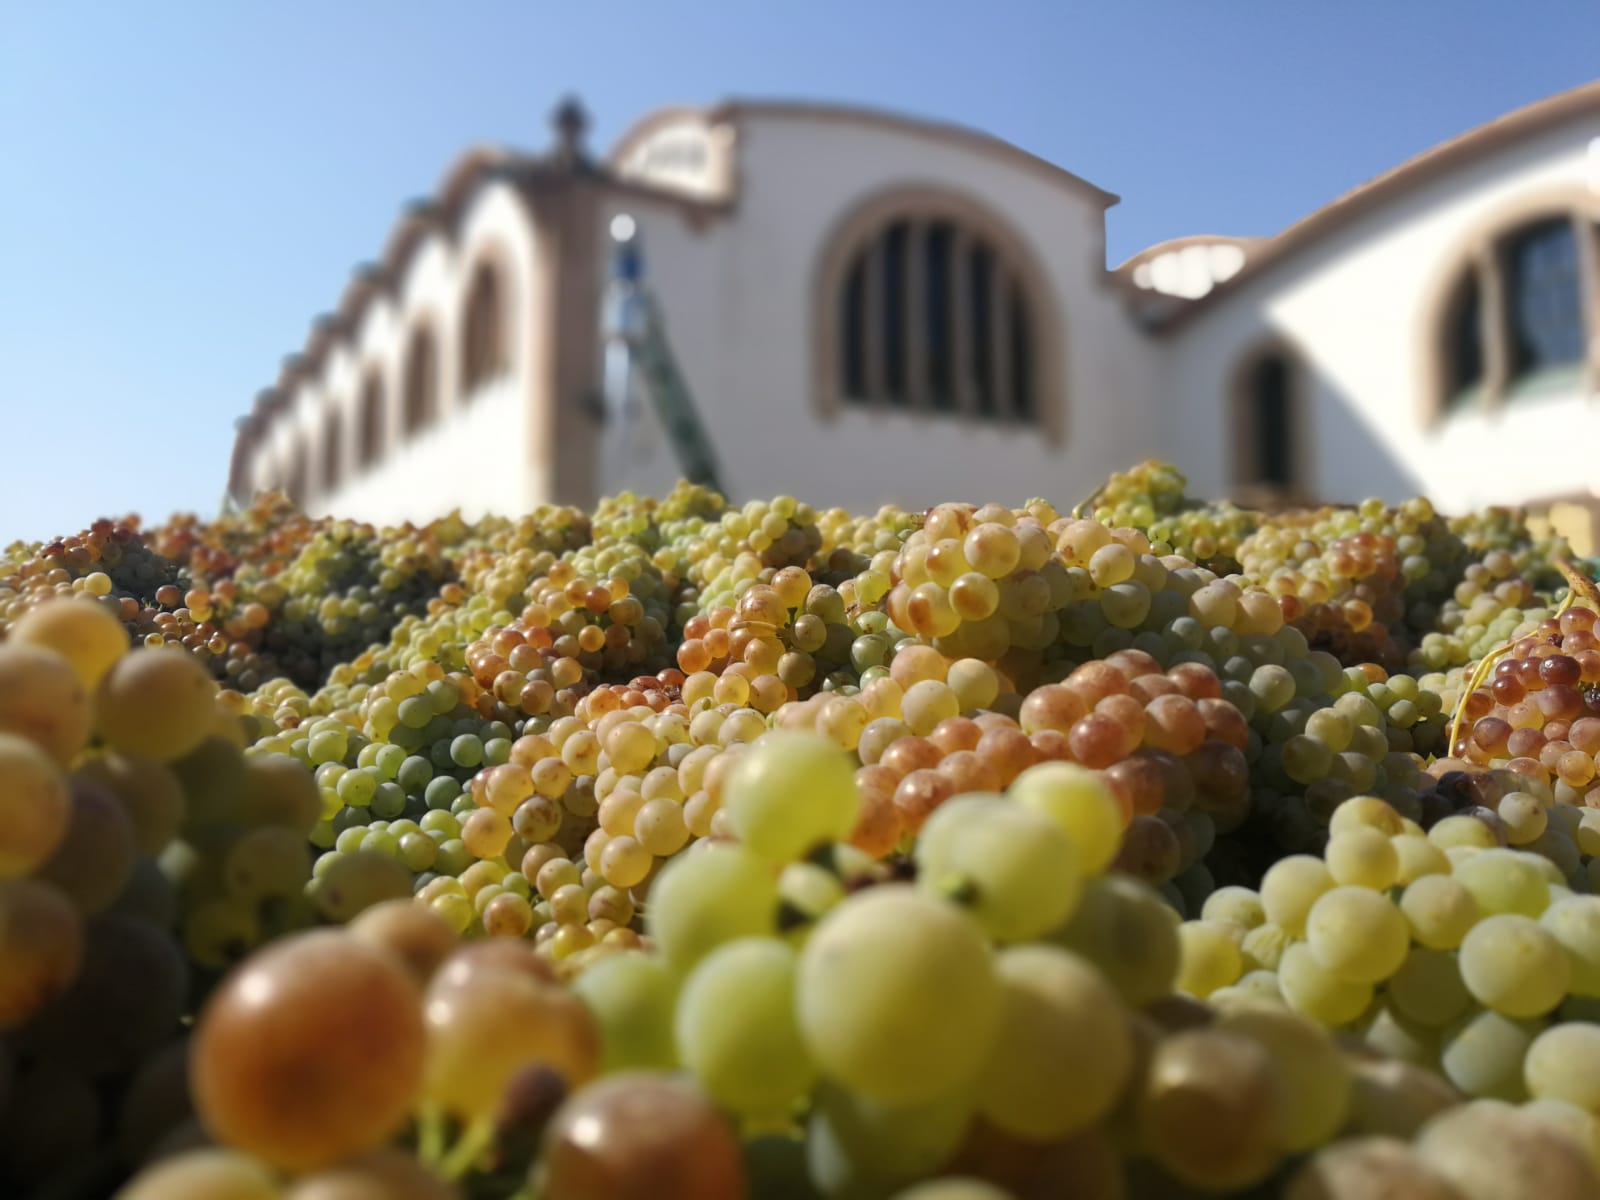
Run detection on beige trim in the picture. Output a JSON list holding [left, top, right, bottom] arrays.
[[1229, 336, 1315, 505], [1414, 185, 1600, 428], [811, 184, 1066, 442], [608, 99, 1121, 210], [1161, 81, 1600, 333]]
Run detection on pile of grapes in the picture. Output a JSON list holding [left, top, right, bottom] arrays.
[[6, 461, 1600, 1199]]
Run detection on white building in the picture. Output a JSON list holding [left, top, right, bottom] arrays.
[[228, 85, 1600, 527]]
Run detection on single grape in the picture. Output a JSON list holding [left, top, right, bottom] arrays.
[[797, 884, 1001, 1105], [191, 930, 426, 1172]]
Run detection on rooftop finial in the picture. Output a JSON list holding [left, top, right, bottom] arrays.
[[551, 95, 590, 167]]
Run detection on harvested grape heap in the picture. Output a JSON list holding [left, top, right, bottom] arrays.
[[5, 461, 1600, 1200]]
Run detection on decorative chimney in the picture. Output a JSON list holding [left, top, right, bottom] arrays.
[[550, 95, 591, 169]]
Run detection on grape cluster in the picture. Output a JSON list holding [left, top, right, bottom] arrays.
[[9, 466, 1600, 1199]]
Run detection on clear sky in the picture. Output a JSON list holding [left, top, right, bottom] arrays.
[[2, 2, 1596, 544]]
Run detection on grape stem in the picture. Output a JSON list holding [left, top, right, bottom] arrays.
[[439, 1115, 498, 1181], [417, 1104, 446, 1167], [1446, 557, 1597, 755], [931, 872, 979, 907]]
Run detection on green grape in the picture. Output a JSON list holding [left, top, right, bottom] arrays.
[[722, 732, 860, 863], [1048, 874, 1180, 1006], [1278, 942, 1373, 1026], [1453, 848, 1552, 918], [1401, 874, 1479, 950], [976, 944, 1132, 1140], [1541, 896, 1600, 996], [224, 826, 312, 901], [805, 1082, 975, 1198], [0, 732, 71, 877], [1201, 885, 1266, 930], [645, 843, 779, 972], [1523, 1023, 1600, 1112], [0, 643, 91, 765], [1175, 919, 1243, 998], [1260, 855, 1335, 938], [797, 884, 1001, 1105], [1441, 1009, 1540, 1101], [675, 938, 814, 1117], [1006, 762, 1124, 875], [572, 951, 679, 1073], [1305, 886, 1410, 985], [310, 850, 413, 923], [914, 794, 1081, 942], [94, 646, 217, 763], [1459, 914, 1570, 1018], [1388, 946, 1472, 1028], [1216, 1002, 1351, 1152]]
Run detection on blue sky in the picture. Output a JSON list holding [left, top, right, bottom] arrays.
[[2, 2, 1596, 543]]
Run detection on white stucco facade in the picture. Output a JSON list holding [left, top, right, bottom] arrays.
[[229, 86, 1600, 526]]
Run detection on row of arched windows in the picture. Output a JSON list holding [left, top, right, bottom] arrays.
[[260, 259, 510, 505]]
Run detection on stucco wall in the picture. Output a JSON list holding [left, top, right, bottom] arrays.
[[1160, 113, 1600, 512], [245, 179, 547, 526], [600, 111, 1158, 514]]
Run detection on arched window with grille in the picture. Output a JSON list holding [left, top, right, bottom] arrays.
[[460, 260, 507, 396], [817, 190, 1059, 434], [402, 324, 440, 436], [358, 372, 386, 469], [321, 404, 344, 494], [1428, 202, 1599, 421]]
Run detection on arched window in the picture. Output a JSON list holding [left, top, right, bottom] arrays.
[[821, 195, 1052, 429], [321, 404, 344, 493], [1232, 344, 1305, 498], [460, 260, 506, 396], [1430, 204, 1598, 421], [1506, 218, 1584, 378], [284, 438, 308, 507], [402, 325, 439, 436], [358, 372, 385, 469], [1443, 273, 1485, 413]]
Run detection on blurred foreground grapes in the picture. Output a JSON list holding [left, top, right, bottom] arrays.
[[0, 462, 1598, 1198]]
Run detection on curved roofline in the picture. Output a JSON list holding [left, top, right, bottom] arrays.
[[1157, 79, 1600, 331], [608, 98, 1120, 209], [1114, 234, 1263, 276]]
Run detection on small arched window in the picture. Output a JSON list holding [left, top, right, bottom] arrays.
[[402, 325, 440, 436], [460, 260, 506, 396], [284, 438, 308, 507], [1431, 205, 1598, 421], [358, 372, 385, 469], [825, 201, 1047, 427], [321, 404, 344, 493]]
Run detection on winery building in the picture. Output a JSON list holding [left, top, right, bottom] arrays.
[[227, 83, 1600, 526]]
